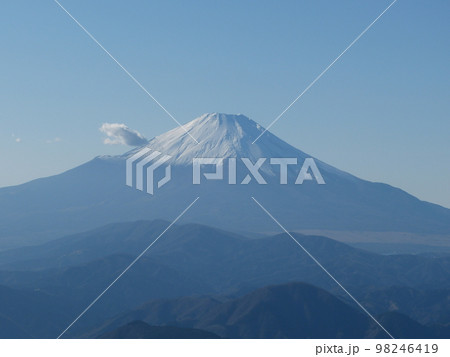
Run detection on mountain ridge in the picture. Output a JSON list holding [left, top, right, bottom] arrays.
[[86, 282, 449, 339], [0, 113, 449, 249], [0, 221, 449, 338]]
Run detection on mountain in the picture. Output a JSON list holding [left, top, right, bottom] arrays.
[[1, 221, 449, 293], [357, 286, 450, 325], [88, 282, 447, 339], [0, 284, 71, 338], [0, 220, 448, 338], [0, 221, 449, 338], [364, 312, 438, 339], [98, 321, 219, 339], [0, 315, 31, 339], [1, 113, 449, 250], [192, 282, 371, 338], [0, 253, 214, 338]]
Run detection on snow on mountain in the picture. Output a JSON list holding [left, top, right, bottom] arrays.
[[145, 113, 274, 162], [1, 113, 449, 250], [122, 113, 351, 179]]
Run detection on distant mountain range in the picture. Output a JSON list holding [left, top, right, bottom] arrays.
[[1, 113, 449, 250], [1, 221, 449, 294], [89, 282, 448, 339], [0, 221, 448, 338]]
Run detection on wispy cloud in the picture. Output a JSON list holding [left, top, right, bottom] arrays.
[[100, 123, 148, 146]]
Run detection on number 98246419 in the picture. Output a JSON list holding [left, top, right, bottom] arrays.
[[375, 344, 438, 354]]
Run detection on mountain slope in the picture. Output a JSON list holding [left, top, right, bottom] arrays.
[[365, 312, 436, 339], [0, 113, 449, 250], [0, 221, 448, 338], [98, 320, 219, 339], [0, 285, 71, 338], [89, 282, 448, 339], [357, 286, 450, 325], [193, 282, 371, 338], [1, 221, 449, 293], [0, 253, 214, 335], [0, 315, 31, 339]]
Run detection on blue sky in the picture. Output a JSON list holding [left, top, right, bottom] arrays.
[[1, 0, 449, 208]]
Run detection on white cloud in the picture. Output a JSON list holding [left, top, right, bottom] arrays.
[[99, 123, 148, 146], [15, 138, 21, 143]]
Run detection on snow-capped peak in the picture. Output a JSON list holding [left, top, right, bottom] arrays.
[[130, 113, 308, 165]]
